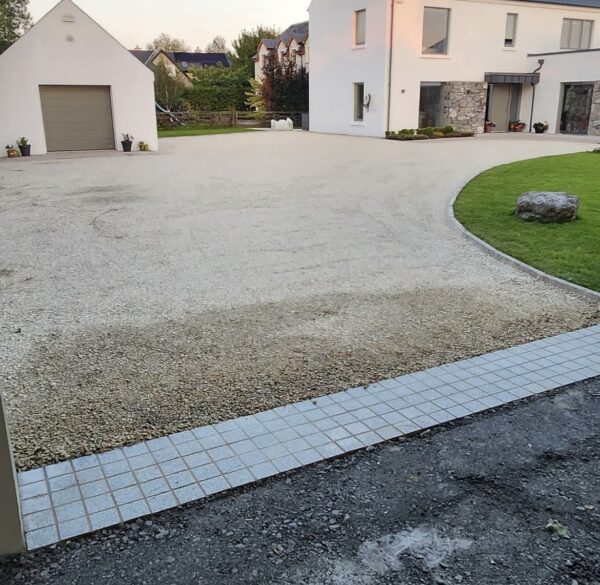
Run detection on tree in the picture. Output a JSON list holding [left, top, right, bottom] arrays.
[[151, 62, 187, 111], [146, 33, 190, 52], [0, 0, 32, 54], [184, 65, 248, 111], [205, 35, 227, 54], [260, 53, 308, 112], [230, 25, 280, 79], [245, 77, 265, 111]]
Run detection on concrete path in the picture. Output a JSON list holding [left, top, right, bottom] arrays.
[[2, 376, 599, 584], [16, 324, 600, 550], [1, 132, 598, 470]]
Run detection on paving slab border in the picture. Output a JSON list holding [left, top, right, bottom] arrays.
[[447, 188, 600, 302], [16, 324, 600, 551]]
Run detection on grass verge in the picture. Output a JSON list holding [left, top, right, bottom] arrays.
[[158, 126, 255, 138], [454, 152, 600, 292]]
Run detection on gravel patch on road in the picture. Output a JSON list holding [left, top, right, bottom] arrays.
[[1, 133, 599, 470], [5, 286, 598, 470]]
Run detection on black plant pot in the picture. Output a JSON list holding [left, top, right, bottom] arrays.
[[534, 128, 545, 134], [18, 144, 31, 156], [121, 140, 132, 153]]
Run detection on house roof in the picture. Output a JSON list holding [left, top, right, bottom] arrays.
[[130, 50, 155, 65], [167, 52, 229, 69], [280, 21, 309, 43], [260, 39, 277, 50]]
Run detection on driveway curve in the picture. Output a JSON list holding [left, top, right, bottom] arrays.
[[1, 132, 598, 468]]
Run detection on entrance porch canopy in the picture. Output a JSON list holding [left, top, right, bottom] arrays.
[[485, 72, 540, 84]]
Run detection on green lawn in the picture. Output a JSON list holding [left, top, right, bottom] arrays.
[[454, 152, 600, 292], [158, 126, 255, 138]]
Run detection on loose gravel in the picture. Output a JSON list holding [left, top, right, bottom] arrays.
[[1, 132, 598, 470]]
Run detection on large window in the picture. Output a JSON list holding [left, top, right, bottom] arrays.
[[422, 7, 450, 54], [419, 83, 443, 127], [354, 83, 365, 121], [354, 10, 366, 46], [505, 13, 518, 47], [561, 18, 593, 49]]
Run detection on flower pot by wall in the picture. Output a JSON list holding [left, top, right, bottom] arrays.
[[18, 144, 31, 156], [121, 140, 132, 153]]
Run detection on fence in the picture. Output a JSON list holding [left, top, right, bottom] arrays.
[[156, 111, 305, 130]]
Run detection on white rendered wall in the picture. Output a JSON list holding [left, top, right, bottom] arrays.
[[389, 0, 600, 132], [309, 0, 600, 136], [0, 0, 158, 155], [528, 50, 600, 132], [308, 0, 390, 136]]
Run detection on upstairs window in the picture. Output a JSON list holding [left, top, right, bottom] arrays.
[[422, 7, 450, 55], [355, 10, 366, 46], [561, 18, 593, 49], [505, 13, 518, 47]]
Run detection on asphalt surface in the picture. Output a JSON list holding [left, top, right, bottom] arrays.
[[1, 376, 599, 585], [2, 132, 599, 469]]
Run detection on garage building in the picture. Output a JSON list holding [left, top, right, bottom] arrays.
[[0, 0, 158, 155]]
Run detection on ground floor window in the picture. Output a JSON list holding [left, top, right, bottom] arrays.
[[419, 83, 443, 127], [354, 83, 365, 121], [560, 83, 593, 135]]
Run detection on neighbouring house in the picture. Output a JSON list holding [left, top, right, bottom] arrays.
[[0, 0, 158, 155], [253, 22, 310, 81], [309, 0, 600, 137], [130, 49, 230, 87]]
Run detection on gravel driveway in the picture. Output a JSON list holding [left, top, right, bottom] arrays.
[[1, 132, 598, 469]]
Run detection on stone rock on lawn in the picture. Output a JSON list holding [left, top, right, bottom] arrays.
[[517, 191, 579, 222]]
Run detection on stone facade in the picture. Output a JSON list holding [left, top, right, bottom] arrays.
[[588, 81, 600, 136], [441, 82, 488, 133]]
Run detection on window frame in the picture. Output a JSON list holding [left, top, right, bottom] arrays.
[[505, 13, 518, 48], [353, 82, 365, 122], [354, 9, 367, 46], [561, 18, 593, 50], [422, 7, 451, 56]]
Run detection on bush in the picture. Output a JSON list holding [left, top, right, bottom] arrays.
[[184, 65, 250, 111], [385, 127, 473, 141]]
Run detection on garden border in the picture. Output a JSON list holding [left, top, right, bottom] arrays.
[[447, 186, 600, 302]]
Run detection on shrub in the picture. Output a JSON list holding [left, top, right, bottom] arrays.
[[442, 125, 455, 135]]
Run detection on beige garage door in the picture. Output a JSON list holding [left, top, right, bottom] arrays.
[[39, 86, 115, 152]]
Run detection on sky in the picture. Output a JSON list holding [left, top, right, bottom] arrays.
[[29, 0, 309, 50]]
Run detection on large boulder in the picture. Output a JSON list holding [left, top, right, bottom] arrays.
[[517, 191, 579, 222]]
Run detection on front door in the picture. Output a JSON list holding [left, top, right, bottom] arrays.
[[560, 84, 593, 135], [488, 84, 521, 132], [489, 85, 511, 131]]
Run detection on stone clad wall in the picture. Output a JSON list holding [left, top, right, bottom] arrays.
[[441, 82, 488, 134], [588, 81, 600, 136]]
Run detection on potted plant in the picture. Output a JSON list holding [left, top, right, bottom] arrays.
[[484, 120, 496, 133], [138, 141, 150, 152], [17, 137, 31, 156], [121, 133, 134, 152], [533, 121, 549, 134], [508, 120, 526, 132], [5, 144, 19, 158]]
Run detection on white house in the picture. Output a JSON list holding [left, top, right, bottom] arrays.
[[309, 0, 600, 137], [0, 0, 158, 155]]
